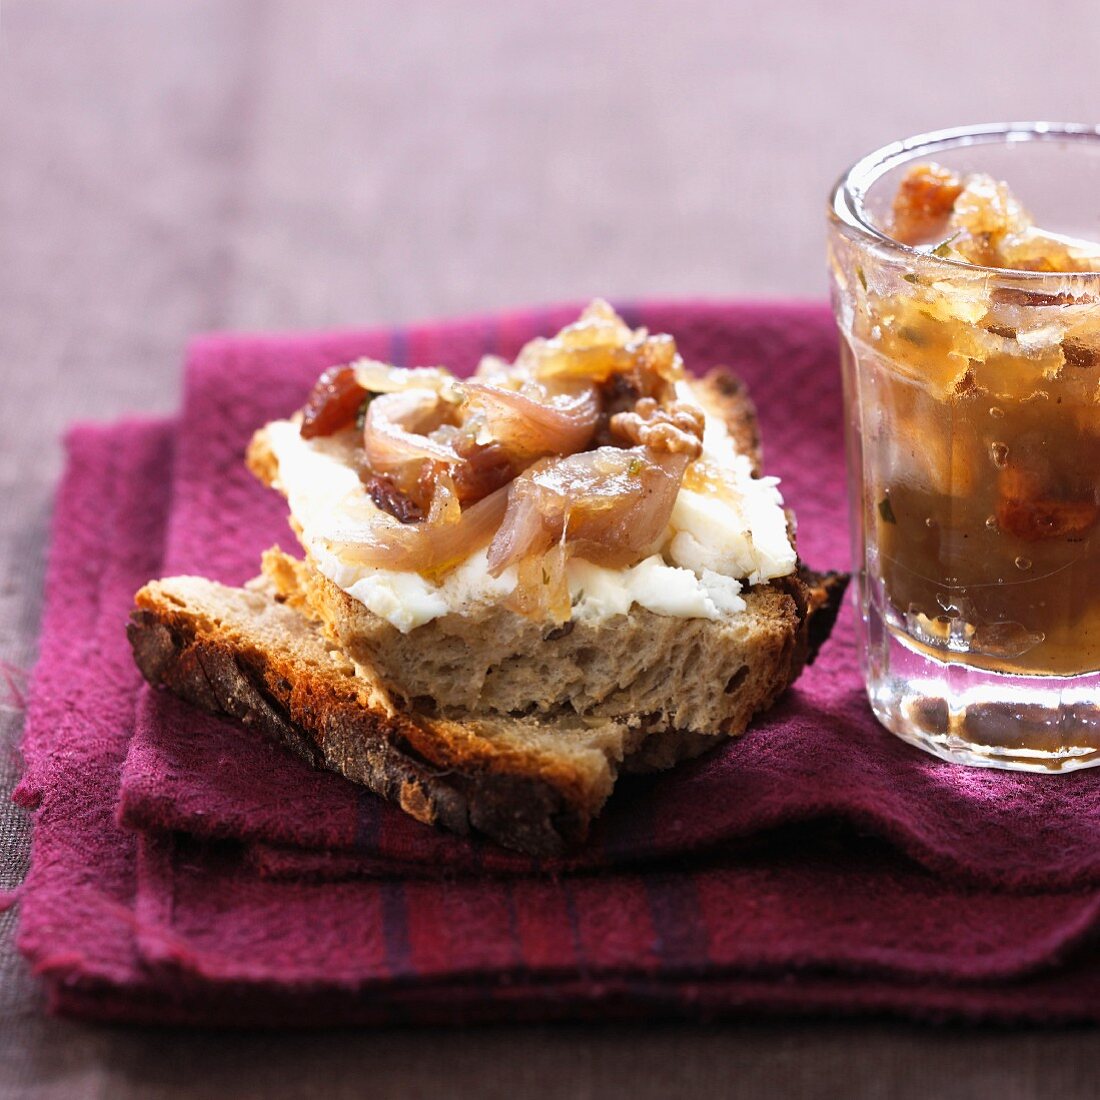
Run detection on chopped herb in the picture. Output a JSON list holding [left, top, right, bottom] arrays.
[[878, 496, 897, 525], [354, 394, 374, 430], [627, 457, 644, 476], [931, 231, 961, 258], [856, 266, 868, 291], [541, 566, 550, 585], [897, 325, 927, 347], [902, 272, 921, 285]]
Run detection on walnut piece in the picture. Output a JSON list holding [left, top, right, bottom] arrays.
[[609, 397, 705, 459]]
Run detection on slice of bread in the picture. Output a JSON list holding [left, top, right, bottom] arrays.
[[129, 576, 637, 854], [247, 370, 825, 738], [128, 566, 844, 856]]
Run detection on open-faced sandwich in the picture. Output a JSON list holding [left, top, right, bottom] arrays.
[[129, 302, 846, 855]]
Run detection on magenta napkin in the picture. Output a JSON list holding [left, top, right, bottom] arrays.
[[15, 303, 1100, 1026]]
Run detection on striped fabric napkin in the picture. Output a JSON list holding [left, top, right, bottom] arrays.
[[13, 303, 1100, 1024]]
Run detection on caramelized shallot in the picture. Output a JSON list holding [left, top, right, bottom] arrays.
[[361, 389, 458, 475], [487, 446, 690, 577], [460, 380, 601, 463], [352, 359, 460, 398], [299, 301, 708, 599], [324, 483, 511, 580]]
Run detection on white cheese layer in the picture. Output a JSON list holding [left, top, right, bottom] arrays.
[[666, 379, 798, 587], [264, 380, 796, 633]]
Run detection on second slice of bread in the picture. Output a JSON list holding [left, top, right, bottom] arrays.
[[129, 575, 639, 854]]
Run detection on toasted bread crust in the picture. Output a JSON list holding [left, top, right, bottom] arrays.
[[698, 367, 764, 476]]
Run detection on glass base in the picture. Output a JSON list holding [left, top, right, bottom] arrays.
[[863, 605, 1100, 773]]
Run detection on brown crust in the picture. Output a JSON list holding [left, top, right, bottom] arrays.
[[245, 429, 280, 486], [696, 367, 764, 475], [128, 596, 587, 856], [693, 368, 850, 663], [129, 578, 609, 810], [246, 561, 620, 811], [800, 568, 850, 665]]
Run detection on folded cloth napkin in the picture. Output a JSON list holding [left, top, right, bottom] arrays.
[[14, 303, 1100, 1026]]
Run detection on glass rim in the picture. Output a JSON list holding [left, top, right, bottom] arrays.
[[829, 122, 1100, 280]]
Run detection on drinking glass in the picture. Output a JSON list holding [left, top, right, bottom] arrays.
[[828, 123, 1100, 771]]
